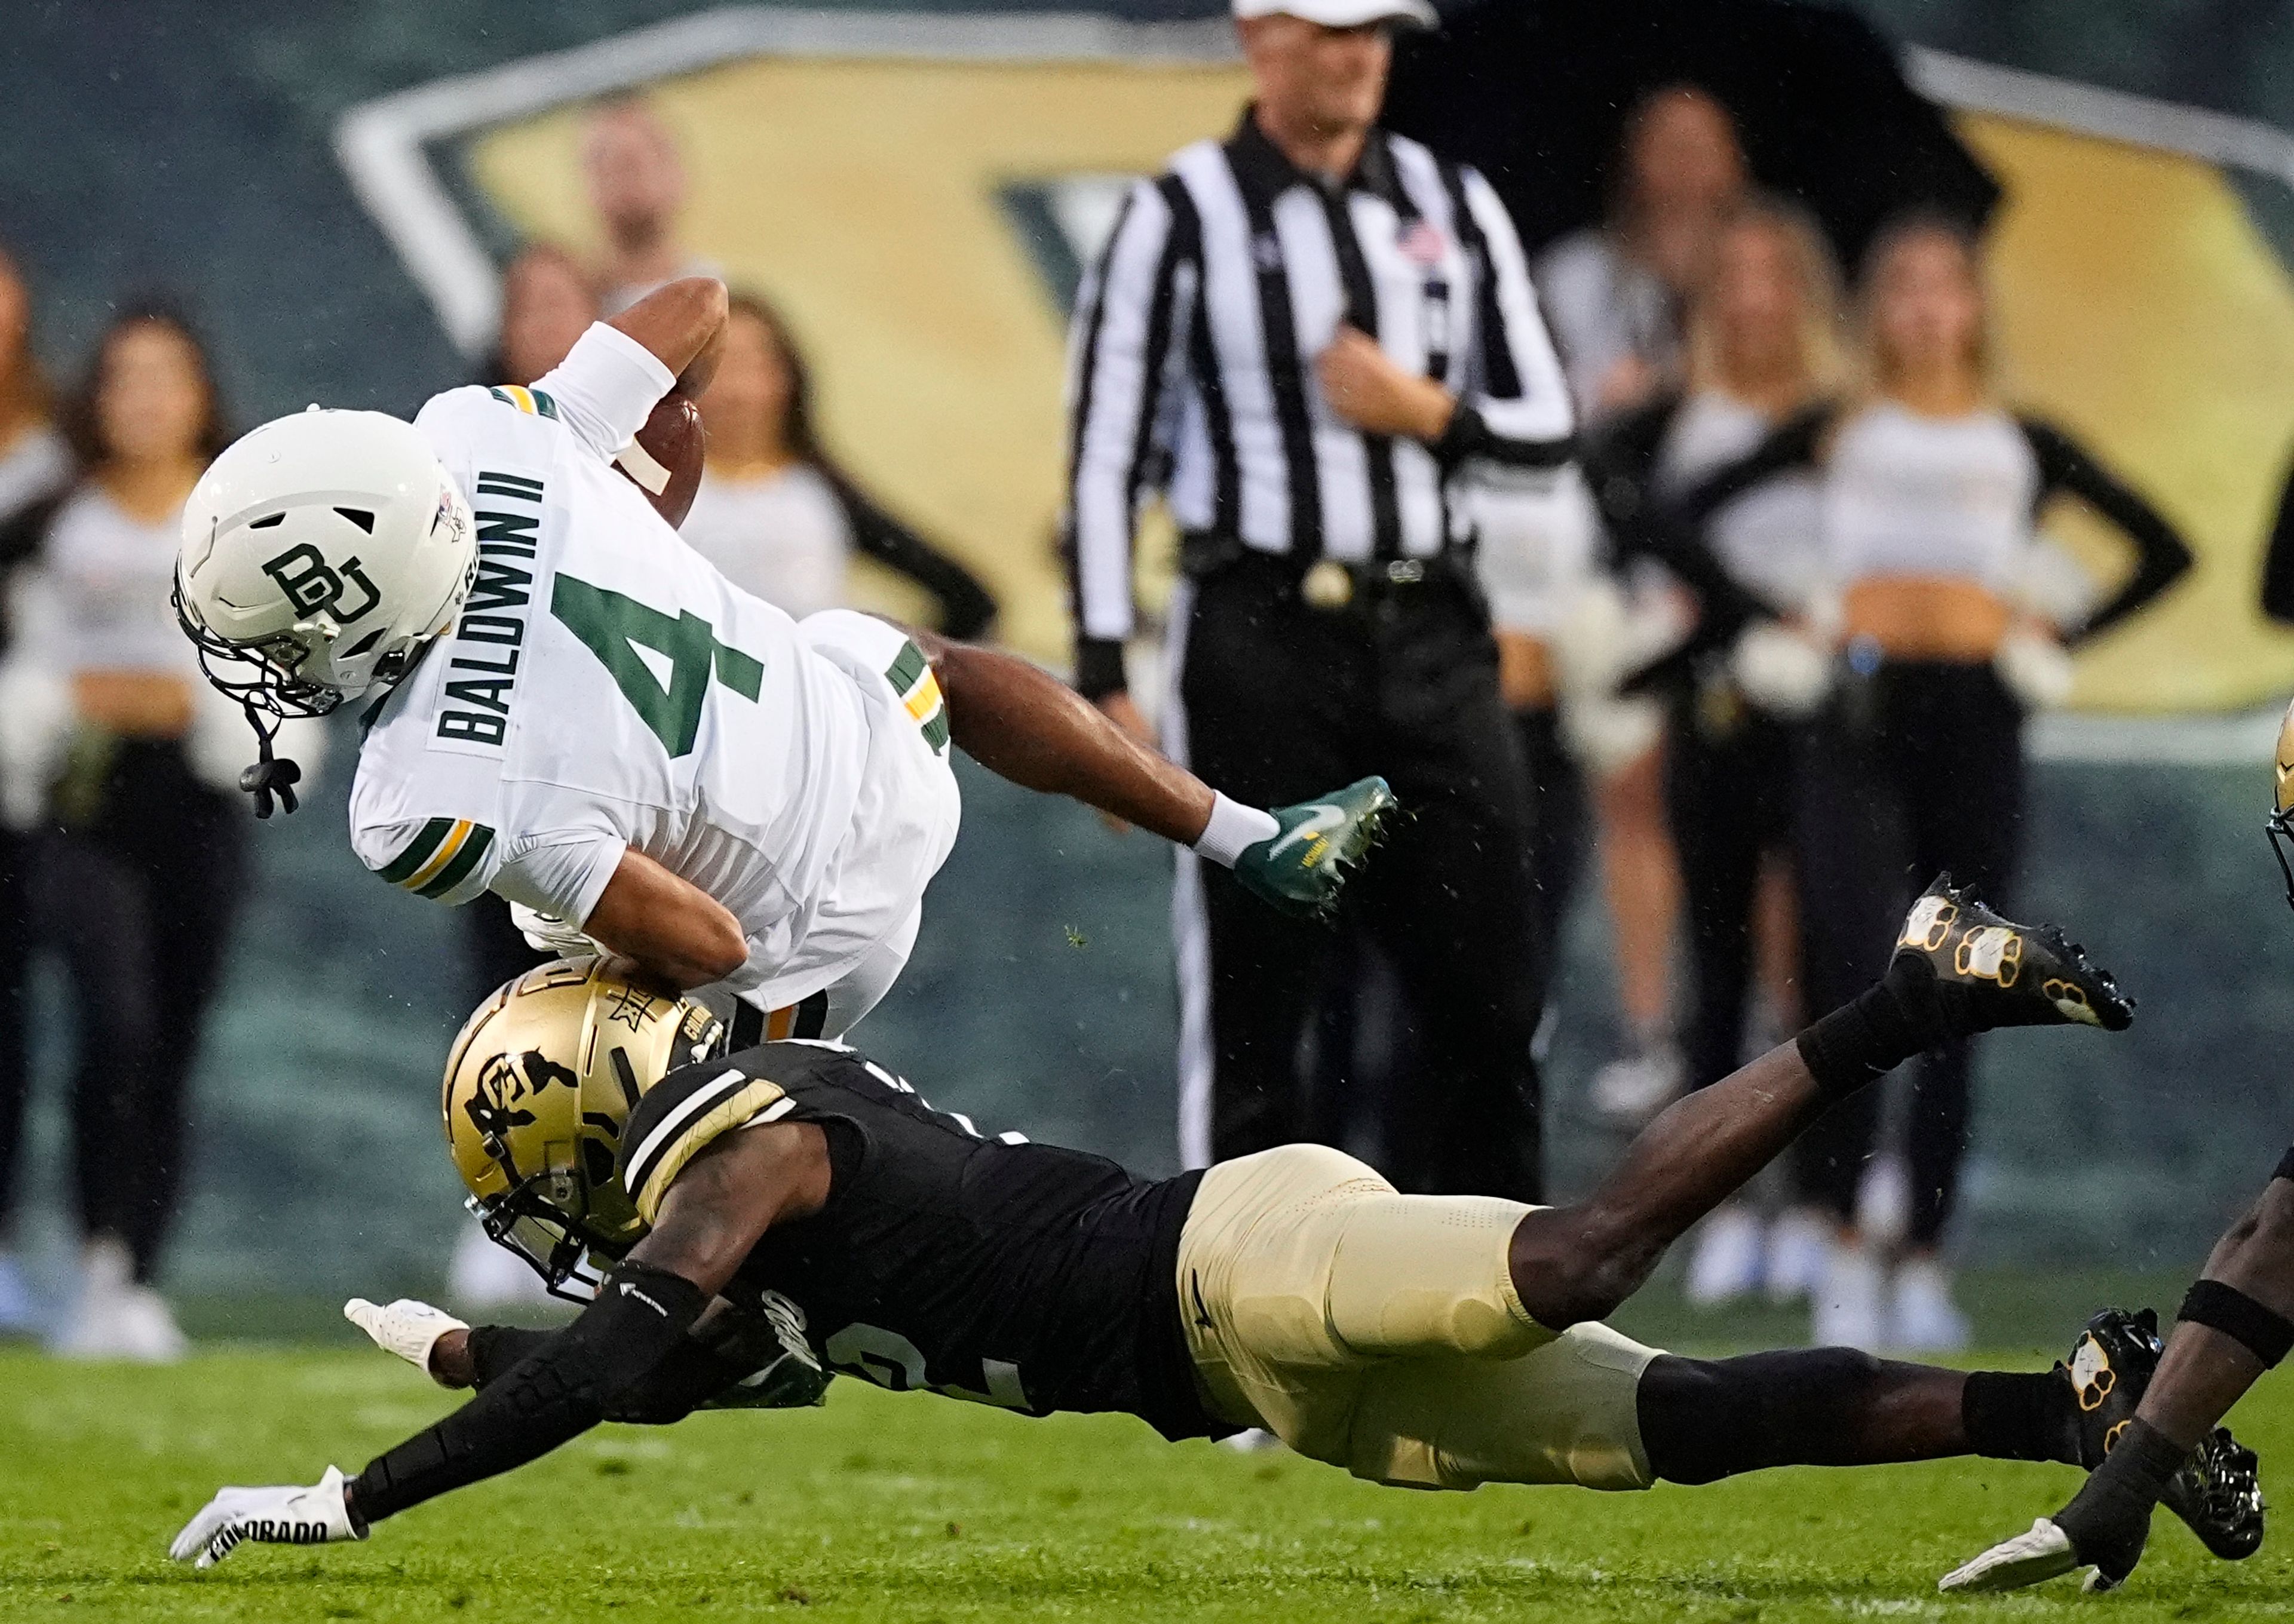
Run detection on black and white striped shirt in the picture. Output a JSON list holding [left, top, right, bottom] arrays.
[[1063, 111, 1577, 695]]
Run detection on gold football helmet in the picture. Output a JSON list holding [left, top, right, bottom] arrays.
[[2271, 697, 2294, 910], [442, 958, 724, 1299]]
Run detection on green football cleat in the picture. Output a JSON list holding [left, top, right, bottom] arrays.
[[1233, 776, 1395, 917], [1892, 873, 2134, 1033]]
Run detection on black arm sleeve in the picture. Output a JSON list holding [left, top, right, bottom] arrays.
[[2262, 455, 2294, 625], [468, 1313, 779, 1427], [830, 474, 998, 641], [2023, 417, 2194, 646], [1591, 400, 1814, 701], [1647, 406, 1829, 618], [1670, 405, 1830, 532], [465, 1325, 554, 1386], [1432, 404, 1577, 472], [349, 1263, 706, 1526], [1578, 397, 1678, 572]]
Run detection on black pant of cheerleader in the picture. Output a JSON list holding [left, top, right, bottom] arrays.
[[0, 826, 30, 1235], [1664, 695, 1807, 1096], [32, 739, 244, 1284], [1790, 661, 2023, 1249]]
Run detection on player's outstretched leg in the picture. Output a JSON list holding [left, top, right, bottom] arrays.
[[1638, 1307, 2262, 1534], [921, 632, 1391, 912], [1508, 874, 2132, 1331]]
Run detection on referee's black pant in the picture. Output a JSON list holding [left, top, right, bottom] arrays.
[[1171, 551, 1546, 1202]]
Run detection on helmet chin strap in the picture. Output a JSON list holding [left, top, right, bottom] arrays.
[[238, 697, 302, 819]]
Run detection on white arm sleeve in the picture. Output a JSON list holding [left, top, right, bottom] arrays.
[[531, 322, 677, 463], [492, 833, 628, 928]]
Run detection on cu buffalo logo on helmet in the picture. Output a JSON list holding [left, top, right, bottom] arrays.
[[262, 541, 383, 624], [465, 1048, 578, 1168]]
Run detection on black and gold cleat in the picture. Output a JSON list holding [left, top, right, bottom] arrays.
[[2061, 1307, 2265, 1561], [2169, 1427, 2265, 1561], [1892, 873, 2134, 1033]]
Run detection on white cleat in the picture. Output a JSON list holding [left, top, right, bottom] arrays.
[[1889, 1258, 1971, 1352], [1220, 1427, 1283, 1454], [1685, 1206, 1765, 1307], [1589, 1047, 1682, 1126], [345, 1297, 468, 1380], [53, 1238, 185, 1363], [1762, 1208, 1830, 1304], [1939, 1517, 2083, 1592], [1811, 1239, 1887, 1350]]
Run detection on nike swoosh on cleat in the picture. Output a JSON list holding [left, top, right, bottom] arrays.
[[1266, 804, 1346, 862]]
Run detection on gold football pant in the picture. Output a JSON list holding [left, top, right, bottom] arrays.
[[1176, 1144, 1660, 1491]]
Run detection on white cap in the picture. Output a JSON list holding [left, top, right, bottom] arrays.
[[1233, 0, 1437, 28]]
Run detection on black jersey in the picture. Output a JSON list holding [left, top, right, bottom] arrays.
[[617, 1041, 1217, 1441]]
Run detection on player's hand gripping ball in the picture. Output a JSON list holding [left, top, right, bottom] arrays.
[[614, 394, 706, 529]]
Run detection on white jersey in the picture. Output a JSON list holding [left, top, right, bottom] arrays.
[[348, 323, 961, 1012]]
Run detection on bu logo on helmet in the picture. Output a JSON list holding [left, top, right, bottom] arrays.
[[262, 543, 382, 624]]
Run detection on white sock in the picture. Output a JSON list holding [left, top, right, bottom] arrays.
[[1191, 792, 1280, 868]]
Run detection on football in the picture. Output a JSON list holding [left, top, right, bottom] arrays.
[[613, 392, 706, 528]]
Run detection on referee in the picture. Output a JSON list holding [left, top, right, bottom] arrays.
[[1063, 0, 1576, 1199]]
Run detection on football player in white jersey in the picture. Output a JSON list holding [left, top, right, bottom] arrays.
[[173, 277, 1390, 1037]]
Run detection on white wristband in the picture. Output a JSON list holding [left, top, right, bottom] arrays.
[[1192, 792, 1280, 868]]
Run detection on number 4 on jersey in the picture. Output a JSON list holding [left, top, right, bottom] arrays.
[[550, 574, 763, 757]]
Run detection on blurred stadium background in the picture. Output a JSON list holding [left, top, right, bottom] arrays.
[[4, 0, 2294, 1325]]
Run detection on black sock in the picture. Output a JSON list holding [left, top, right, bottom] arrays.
[[1962, 1369, 2078, 1464], [1796, 953, 1950, 1099], [2054, 1417, 2186, 1582], [466, 1324, 553, 1387]]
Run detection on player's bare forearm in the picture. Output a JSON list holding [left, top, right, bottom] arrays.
[[2138, 1179, 2294, 1447], [607, 276, 729, 398], [911, 629, 1214, 846], [584, 848, 750, 991]]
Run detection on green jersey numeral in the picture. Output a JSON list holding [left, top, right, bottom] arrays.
[[548, 573, 763, 757]]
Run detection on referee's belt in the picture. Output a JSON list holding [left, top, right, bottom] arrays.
[[1178, 531, 1463, 611]]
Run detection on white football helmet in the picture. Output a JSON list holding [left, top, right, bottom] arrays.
[[176, 407, 476, 720]]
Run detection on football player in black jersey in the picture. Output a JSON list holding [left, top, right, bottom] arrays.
[[1941, 702, 2294, 1595], [171, 882, 2259, 1572]]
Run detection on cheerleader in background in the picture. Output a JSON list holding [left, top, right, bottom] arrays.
[[1671, 211, 2192, 1350], [684, 291, 996, 639], [0, 244, 70, 1340], [1538, 84, 1750, 418], [1584, 197, 1845, 1310], [1537, 85, 1753, 1123], [2, 305, 308, 1359]]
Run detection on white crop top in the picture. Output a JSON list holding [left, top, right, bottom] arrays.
[[1823, 402, 2038, 591], [1472, 464, 1600, 637], [680, 463, 852, 624], [0, 426, 68, 524], [19, 485, 199, 680], [1657, 391, 1824, 613]]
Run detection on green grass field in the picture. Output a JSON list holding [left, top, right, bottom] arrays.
[[4, 1339, 2292, 1623]]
